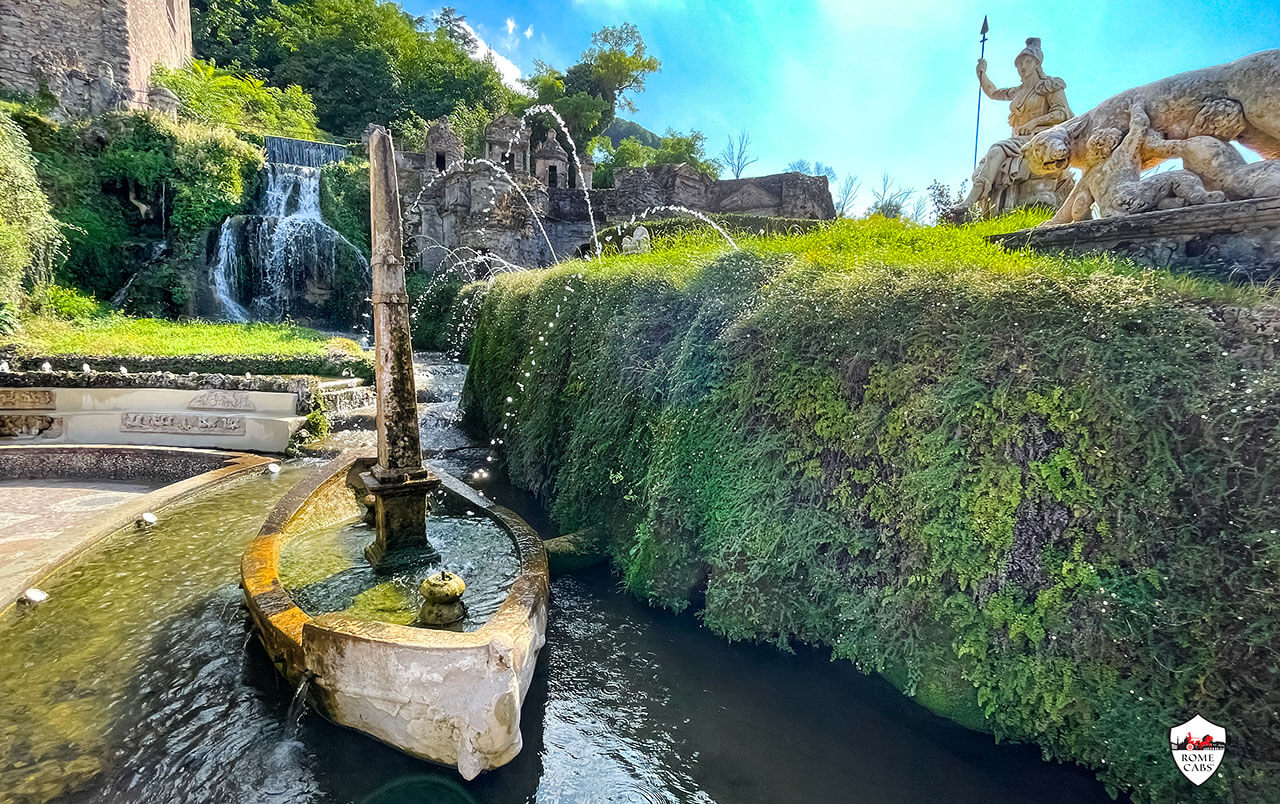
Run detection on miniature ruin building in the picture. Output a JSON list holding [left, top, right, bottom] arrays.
[[484, 115, 530, 175], [424, 118, 465, 174], [533, 137, 571, 189]]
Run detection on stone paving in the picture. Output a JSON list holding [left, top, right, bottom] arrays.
[[0, 478, 158, 605]]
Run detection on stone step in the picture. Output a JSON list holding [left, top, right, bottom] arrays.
[[0, 388, 304, 453], [0, 386, 299, 416], [0, 410, 304, 453]]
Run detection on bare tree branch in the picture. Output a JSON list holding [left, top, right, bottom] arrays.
[[718, 129, 758, 179]]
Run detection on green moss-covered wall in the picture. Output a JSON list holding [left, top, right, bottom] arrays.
[[459, 219, 1280, 803]]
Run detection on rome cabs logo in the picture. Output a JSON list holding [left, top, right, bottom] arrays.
[[1169, 714, 1226, 785]]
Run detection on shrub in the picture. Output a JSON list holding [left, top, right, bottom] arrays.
[[459, 217, 1280, 803], [27, 283, 106, 320], [0, 108, 64, 304], [152, 60, 323, 140], [319, 158, 371, 256]]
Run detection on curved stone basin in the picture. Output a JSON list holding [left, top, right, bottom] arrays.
[[241, 453, 548, 780]]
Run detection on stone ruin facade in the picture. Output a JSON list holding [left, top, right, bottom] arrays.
[[609, 163, 837, 219], [401, 116, 835, 275], [0, 0, 192, 119]]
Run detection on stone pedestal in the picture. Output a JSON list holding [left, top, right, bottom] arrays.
[[360, 470, 440, 566], [989, 196, 1280, 281]]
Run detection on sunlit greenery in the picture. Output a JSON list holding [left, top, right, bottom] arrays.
[[0, 108, 63, 304], [14, 313, 347, 358], [152, 60, 322, 139], [590, 129, 721, 187], [191, 0, 514, 138], [459, 216, 1280, 803]]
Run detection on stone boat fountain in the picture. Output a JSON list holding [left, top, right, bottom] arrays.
[[241, 126, 548, 780]]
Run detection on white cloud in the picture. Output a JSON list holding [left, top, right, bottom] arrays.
[[506, 18, 516, 35], [459, 21, 528, 94], [525, 25, 534, 39]]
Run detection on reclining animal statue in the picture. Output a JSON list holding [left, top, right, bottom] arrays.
[[1021, 49, 1280, 225]]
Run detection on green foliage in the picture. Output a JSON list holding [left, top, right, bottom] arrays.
[[407, 272, 465, 351], [10, 311, 359, 360], [9, 109, 263, 313], [602, 117, 661, 148], [516, 23, 660, 148], [27, 283, 106, 320], [319, 158, 371, 255], [152, 60, 322, 139], [447, 101, 493, 159], [0, 302, 19, 335], [169, 122, 264, 235], [0, 108, 64, 304], [192, 0, 513, 138], [591, 130, 721, 187], [459, 217, 1280, 803]]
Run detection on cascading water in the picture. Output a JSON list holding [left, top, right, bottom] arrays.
[[209, 139, 370, 327]]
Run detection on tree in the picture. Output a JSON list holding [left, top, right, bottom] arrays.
[[787, 159, 837, 181], [868, 173, 913, 218], [190, 0, 513, 138], [152, 60, 322, 139], [834, 174, 861, 217], [517, 23, 661, 149], [719, 130, 758, 179], [432, 6, 477, 51], [591, 129, 719, 188], [927, 180, 970, 224]]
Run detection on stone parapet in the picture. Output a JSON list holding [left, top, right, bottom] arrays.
[[990, 196, 1280, 281]]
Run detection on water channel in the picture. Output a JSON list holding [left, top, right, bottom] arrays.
[[0, 356, 1122, 803]]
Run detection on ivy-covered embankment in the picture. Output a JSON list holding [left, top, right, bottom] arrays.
[[458, 218, 1279, 802]]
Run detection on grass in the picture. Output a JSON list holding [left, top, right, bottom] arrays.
[[9, 313, 358, 357]]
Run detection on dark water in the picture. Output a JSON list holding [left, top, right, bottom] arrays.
[[0, 474, 1119, 804], [0, 352, 1122, 802]]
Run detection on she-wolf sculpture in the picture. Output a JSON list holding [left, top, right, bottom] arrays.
[[1021, 49, 1280, 224]]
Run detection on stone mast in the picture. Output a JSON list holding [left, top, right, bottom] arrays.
[[362, 124, 440, 566]]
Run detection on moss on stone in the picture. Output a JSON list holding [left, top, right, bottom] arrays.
[[457, 215, 1280, 803]]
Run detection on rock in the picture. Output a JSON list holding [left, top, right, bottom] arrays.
[[543, 528, 607, 574]]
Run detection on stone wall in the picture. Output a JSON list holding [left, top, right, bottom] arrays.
[[0, 0, 191, 116], [613, 165, 836, 220], [125, 0, 191, 100], [403, 156, 836, 276], [990, 196, 1280, 282]]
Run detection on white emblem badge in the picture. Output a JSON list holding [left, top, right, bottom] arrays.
[[1169, 714, 1226, 785]]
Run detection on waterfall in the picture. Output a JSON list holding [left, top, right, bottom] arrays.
[[210, 218, 250, 322], [265, 136, 348, 168], [208, 138, 369, 326]]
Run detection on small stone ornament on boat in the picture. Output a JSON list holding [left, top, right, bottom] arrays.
[[418, 570, 466, 626]]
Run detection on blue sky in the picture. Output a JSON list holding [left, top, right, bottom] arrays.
[[407, 0, 1277, 209]]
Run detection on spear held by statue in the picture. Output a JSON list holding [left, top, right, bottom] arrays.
[[974, 15, 988, 170]]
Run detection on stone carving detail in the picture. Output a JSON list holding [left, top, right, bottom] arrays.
[[1068, 100, 1225, 221], [1024, 49, 1280, 224], [621, 226, 652, 254], [120, 413, 246, 436], [188, 390, 256, 411], [958, 37, 1076, 215], [0, 415, 62, 439], [0, 389, 56, 410]]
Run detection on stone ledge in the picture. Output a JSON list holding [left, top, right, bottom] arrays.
[[989, 197, 1280, 280]]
